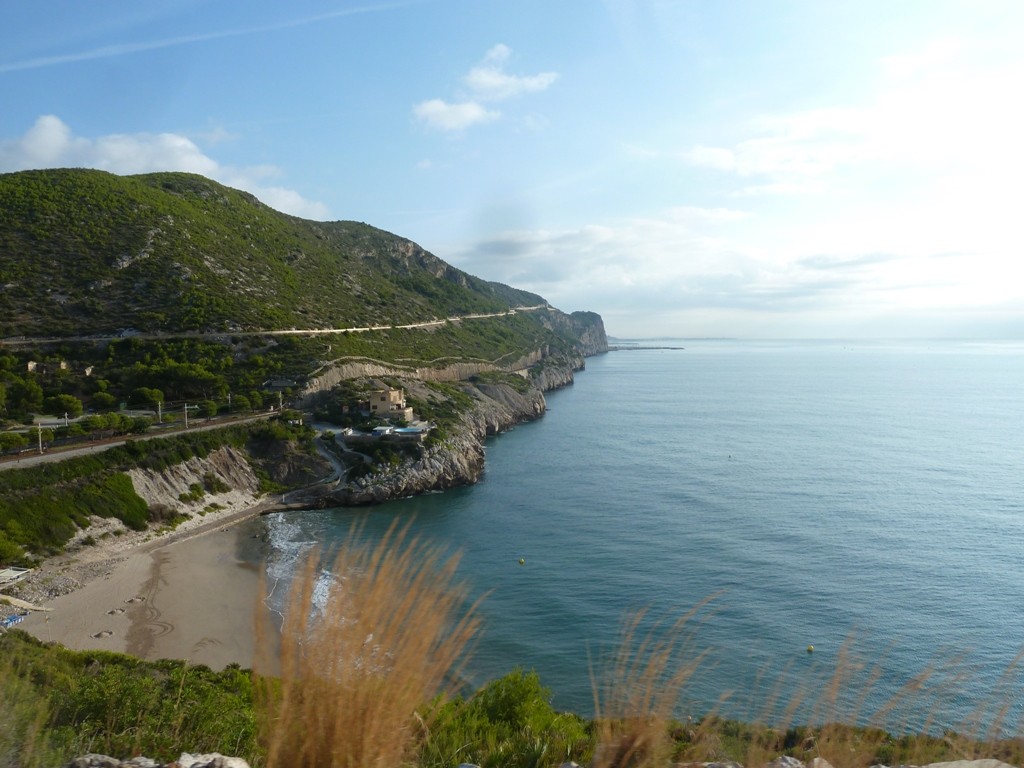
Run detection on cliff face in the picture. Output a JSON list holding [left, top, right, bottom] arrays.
[[127, 446, 264, 518], [297, 340, 593, 407], [565, 310, 609, 356], [125, 352, 594, 512], [327, 354, 584, 506]]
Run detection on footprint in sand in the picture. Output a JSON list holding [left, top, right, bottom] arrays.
[[91, 630, 114, 639], [124, 596, 146, 604], [106, 608, 126, 615]]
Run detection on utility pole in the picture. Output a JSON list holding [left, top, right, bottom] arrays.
[[157, 401, 162, 423], [184, 403, 189, 428], [228, 393, 232, 413], [64, 412, 69, 427], [37, 426, 42, 455]]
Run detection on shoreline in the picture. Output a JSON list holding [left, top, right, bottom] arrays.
[[10, 493, 279, 671]]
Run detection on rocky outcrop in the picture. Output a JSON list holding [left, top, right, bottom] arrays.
[[62, 754, 1019, 768], [127, 446, 262, 518], [296, 307, 607, 407], [330, 427, 486, 505], [565, 310, 609, 356], [118, 347, 592, 512], [66, 753, 249, 768], [328, 372, 550, 506], [530, 351, 585, 391]]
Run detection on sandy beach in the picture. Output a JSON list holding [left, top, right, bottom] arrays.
[[13, 498, 279, 671]]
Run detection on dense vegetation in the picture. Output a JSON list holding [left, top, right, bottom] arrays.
[[0, 169, 544, 337], [10, 626, 1013, 768], [0, 420, 313, 564], [0, 168, 603, 486], [0, 309, 588, 430]]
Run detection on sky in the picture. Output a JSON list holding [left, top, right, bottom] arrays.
[[3, 1, 1024, 339]]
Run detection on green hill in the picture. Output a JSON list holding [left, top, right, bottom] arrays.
[[0, 168, 605, 432], [0, 168, 548, 337]]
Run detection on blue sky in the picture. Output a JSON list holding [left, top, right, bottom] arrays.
[[3, 1, 1023, 338]]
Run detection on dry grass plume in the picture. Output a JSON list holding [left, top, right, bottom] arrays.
[[256, 520, 482, 768]]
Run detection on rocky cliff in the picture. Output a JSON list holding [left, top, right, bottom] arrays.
[[119, 348, 593, 513], [326, 354, 581, 506], [126, 446, 263, 517], [296, 323, 605, 407]]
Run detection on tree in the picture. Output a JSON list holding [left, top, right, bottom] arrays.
[[200, 400, 218, 419], [9, 377, 43, 415], [129, 417, 152, 434], [0, 432, 28, 451], [91, 391, 117, 411], [43, 393, 83, 418], [130, 387, 164, 408], [232, 394, 252, 413], [81, 414, 107, 433]]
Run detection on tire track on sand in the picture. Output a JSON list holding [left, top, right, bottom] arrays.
[[124, 550, 174, 659]]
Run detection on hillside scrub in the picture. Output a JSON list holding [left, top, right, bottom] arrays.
[[0, 632, 258, 766], [0, 168, 606, 432], [0, 420, 314, 563], [0, 169, 543, 337]]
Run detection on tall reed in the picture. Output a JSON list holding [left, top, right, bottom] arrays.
[[256, 520, 482, 768], [590, 602, 1024, 768], [590, 598, 717, 768]]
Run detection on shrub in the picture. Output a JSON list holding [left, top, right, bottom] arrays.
[[421, 670, 590, 768]]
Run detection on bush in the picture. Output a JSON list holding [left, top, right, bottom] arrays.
[[421, 670, 590, 768]]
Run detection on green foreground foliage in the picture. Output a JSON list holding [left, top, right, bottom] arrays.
[[0, 632, 257, 768], [4, 629, 1022, 768]]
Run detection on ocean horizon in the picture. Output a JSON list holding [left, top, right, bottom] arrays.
[[261, 338, 1024, 730]]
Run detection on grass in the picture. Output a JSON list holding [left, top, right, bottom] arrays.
[[0, 637, 258, 767], [255, 520, 483, 768], [590, 599, 718, 768]]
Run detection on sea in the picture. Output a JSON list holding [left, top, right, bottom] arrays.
[[256, 339, 1024, 732]]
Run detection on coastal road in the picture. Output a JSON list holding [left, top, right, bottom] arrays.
[[0, 412, 273, 472], [0, 305, 550, 347]]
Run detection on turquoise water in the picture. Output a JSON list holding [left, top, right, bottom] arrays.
[[262, 340, 1024, 729]]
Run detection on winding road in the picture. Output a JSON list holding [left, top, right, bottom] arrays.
[[0, 305, 549, 347]]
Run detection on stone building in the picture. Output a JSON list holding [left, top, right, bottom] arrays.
[[368, 387, 414, 422]]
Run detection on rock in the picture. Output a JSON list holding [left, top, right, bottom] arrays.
[[766, 757, 806, 768], [174, 753, 251, 768], [67, 756, 122, 768], [66, 754, 249, 768]]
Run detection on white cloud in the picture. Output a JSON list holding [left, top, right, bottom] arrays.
[[447, 194, 1024, 338], [413, 99, 500, 132], [0, 115, 329, 219], [682, 40, 1024, 195], [464, 44, 559, 101], [414, 44, 557, 132]]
